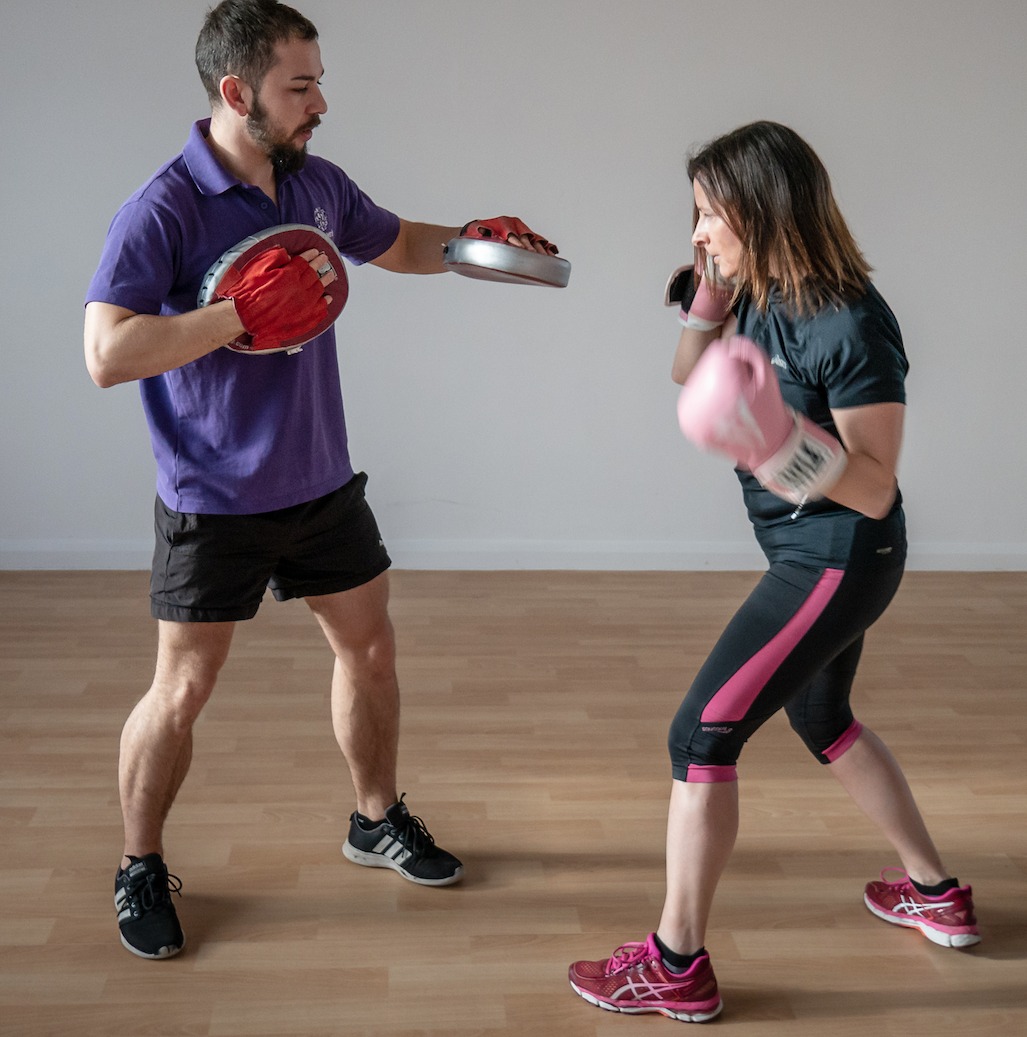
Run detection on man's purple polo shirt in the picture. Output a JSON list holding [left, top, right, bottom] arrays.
[[86, 119, 400, 515]]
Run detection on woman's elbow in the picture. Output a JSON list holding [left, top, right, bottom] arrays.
[[866, 489, 899, 521], [856, 478, 899, 521]]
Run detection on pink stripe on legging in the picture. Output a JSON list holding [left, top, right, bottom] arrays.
[[686, 764, 738, 783], [701, 568, 844, 723], [823, 719, 864, 762]]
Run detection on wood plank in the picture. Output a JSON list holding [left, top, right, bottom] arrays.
[[1, 570, 1024, 1035]]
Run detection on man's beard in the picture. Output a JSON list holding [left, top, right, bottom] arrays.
[[247, 97, 317, 176]]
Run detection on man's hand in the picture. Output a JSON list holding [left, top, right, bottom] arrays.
[[215, 245, 332, 352], [459, 216, 558, 255]]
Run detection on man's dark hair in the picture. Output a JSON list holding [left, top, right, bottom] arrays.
[[196, 0, 318, 104]]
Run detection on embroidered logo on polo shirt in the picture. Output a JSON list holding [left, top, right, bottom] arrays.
[[771, 354, 787, 369], [314, 207, 329, 233]]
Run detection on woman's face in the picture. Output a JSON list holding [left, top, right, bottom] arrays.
[[691, 180, 743, 281]]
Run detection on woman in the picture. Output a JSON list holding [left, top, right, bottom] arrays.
[[568, 121, 979, 1024]]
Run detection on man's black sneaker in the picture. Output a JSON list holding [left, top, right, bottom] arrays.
[[115, 853, 185, 959], [342, 794, 463, 886]]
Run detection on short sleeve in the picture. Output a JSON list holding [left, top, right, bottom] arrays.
[[808, 291, 908, 409], [85, 199, 181, 315]]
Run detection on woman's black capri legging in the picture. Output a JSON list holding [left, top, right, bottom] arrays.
[[669, 549, 905, 783]]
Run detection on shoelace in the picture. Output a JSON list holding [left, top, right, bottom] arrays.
[[390, 811, 437, 858], [124, 869, 183, 912], [604, 940, 650, 976], [879, 866, 913, 887]]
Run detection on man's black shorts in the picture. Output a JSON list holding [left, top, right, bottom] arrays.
[[150, 472, 391, 623]]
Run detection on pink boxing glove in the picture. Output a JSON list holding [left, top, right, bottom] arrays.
[[677, 336, 847, 505], [664, 258, 732, 331]]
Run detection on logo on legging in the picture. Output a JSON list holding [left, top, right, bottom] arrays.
[[702, 725, 734, 734]]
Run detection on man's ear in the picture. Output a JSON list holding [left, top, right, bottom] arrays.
[[219, 75, 252, 116]]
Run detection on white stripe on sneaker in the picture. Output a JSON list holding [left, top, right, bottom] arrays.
[[892, 894, 956, 917], [372, 835, 412, 866]]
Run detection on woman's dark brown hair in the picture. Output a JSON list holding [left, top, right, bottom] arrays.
[[687, 121, 871, 314]]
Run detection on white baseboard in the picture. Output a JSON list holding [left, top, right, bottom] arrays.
[[0, 539, 153, 571], [905, 543, 1027, 571], [1, 538, 1024, 572], [384, 539, 767, 570]]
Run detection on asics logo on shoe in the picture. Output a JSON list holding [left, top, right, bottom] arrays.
[[893, 894, 956, 916], [613, 974, 695, 1000]]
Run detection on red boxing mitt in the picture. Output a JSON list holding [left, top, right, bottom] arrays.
[[214, 246, 328, 352], [460, 216, 557, 254], [198, 225, 348, 355]]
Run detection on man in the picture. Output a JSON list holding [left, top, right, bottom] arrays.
[[84, 0, 557, 960]]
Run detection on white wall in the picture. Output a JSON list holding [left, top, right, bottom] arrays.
[[2, 0, 1024, 571]]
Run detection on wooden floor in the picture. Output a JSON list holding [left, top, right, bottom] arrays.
[[1, 570, 1025, 1036]]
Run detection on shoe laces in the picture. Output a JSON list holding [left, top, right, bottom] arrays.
[[879, 866, 913, 887], [124, 867, 183, 912], [604, 940, 651, 976], [389, 809, 437, 859], [872, 867, 915, 898]]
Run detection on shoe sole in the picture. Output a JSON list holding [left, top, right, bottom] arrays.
[[863, 895, 981, 948], [342, 840, 463, 886], [119, 933, 185, 960], [569, 981, 723, 1023]]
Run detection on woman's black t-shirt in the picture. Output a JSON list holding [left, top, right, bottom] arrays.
[[732, 283, 910, 567]]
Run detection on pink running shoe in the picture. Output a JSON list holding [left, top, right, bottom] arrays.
[[568, 933, 722, 1023], [864, 869, 981, 948]]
